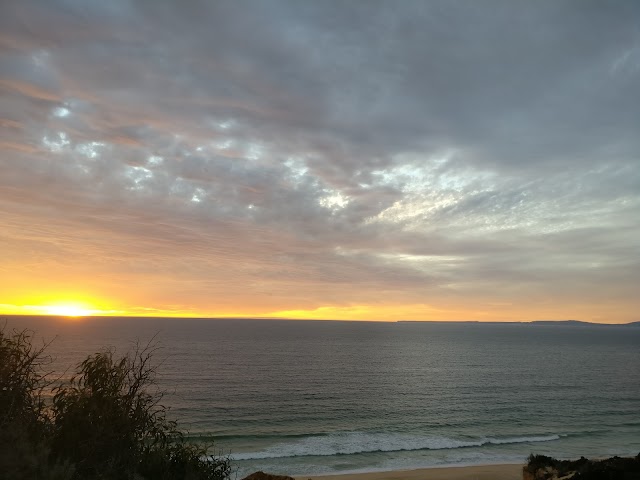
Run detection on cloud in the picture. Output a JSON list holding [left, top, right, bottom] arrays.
[[1, 0, 639, 321]]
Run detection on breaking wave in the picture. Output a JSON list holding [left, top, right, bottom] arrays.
[[232, 432, 561, 460]]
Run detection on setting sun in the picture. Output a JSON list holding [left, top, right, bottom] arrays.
[[42, 304, 93, 317], [0, 295, 115, 318]]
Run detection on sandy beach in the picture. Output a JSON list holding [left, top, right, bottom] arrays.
[[297, 463, 522, 480]]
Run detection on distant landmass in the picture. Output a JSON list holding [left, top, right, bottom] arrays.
[[529, 320, 584, 325], [397, 320, 640, 326], [530, 320, 640, 327]]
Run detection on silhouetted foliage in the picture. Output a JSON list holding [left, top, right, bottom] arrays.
[[0, 325, 231, 480], [0, 327, 68, 479], [0, 327, 50, 429], [526, 452, 640, 480]]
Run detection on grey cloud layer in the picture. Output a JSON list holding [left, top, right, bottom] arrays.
[[1, 0, 639, 316]]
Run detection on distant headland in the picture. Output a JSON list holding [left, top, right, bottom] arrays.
[[397, 320, 640, 326]]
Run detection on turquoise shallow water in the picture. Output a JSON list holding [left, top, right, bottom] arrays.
[[5, 317, 640, 477]]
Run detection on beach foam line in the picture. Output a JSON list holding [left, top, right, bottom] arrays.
[[232, 432, 560, 460]]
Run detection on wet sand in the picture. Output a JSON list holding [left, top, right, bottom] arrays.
[[297, 463, 522, 480]]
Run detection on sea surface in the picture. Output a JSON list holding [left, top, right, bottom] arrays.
[[4, 317, 640, 477]]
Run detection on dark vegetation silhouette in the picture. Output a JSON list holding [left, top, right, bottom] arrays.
[[0, 325, 231, 480], [525, 453, 640, 479]]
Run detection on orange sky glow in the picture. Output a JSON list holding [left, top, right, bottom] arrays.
[[0, 293, 634, 324]]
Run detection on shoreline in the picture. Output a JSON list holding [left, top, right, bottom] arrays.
[[295, 463, 522, 480]]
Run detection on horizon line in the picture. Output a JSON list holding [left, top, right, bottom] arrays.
[[1, 314, 637, 325]]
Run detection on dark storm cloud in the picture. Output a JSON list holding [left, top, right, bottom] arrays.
[[1, 0, 639, 318]]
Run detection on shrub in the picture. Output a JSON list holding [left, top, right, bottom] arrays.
[[0, 327, 50, 432], [0, 325, 231, 480], [525, 453, 640, 480], [0, 327, 68, 480]]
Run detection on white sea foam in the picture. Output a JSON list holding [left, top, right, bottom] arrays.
[[232, 432, 561, 460], [486, 435, 560, 445]]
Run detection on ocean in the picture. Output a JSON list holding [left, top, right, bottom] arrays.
[[4, 317, 640, 477]]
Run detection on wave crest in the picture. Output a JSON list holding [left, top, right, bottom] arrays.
[[232, 432, 561, 460]]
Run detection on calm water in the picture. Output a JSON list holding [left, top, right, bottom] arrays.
[[5, 317, 640, 477]]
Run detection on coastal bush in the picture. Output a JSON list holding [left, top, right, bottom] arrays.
[[0, 327, 50, 432], [525, 453, 640, 480], [0, 325, 231, 480], [0, 327, 68, 479]]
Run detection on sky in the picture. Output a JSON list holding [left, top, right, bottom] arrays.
[[1, 0, 639, 322]]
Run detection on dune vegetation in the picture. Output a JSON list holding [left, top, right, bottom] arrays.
[[0, 325, 231, 480]]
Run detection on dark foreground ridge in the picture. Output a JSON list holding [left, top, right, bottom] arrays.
[[524, 453, 640, 480], [241, 472, 294, 480]]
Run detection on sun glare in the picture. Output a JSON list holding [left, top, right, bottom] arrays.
[[43, 304, 93, 317], [0, 297, 116, 317]]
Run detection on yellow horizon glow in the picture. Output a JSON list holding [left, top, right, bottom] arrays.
[[0, 295, 120, 318], [0, 300, 630, 324], [1, 300, 436, 320], [263, 304, 448, 321], [24, 304, 108, 318]]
